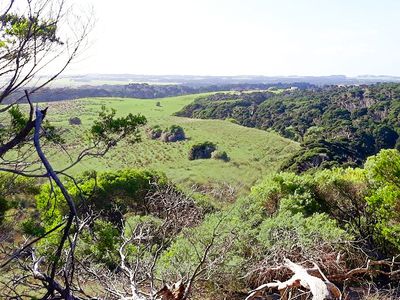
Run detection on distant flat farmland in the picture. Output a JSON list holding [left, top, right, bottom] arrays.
[[45, 94, 299, 197]]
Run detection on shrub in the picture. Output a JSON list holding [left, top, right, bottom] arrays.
[[36, 169, 168, 227], [211, 150, 230, 162], [21, 218, 45, 237], [68, 117, 82, 125], [188, 142, 217, 160], [257, 211, 351, 251], [364, 149, 400, 250], [78, 219, 121, 269], [160, 125, 186, 142], [146, 125, 163, 139], [147, 125, 186, 142]]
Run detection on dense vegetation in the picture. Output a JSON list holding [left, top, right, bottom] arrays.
[[177, 84, 400, 172], [5, 82, 314, 103], [2, 0, 398, 299], [2, 149, 399, 299]]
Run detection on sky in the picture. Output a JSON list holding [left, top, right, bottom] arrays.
[[66, 0, 400, 76]]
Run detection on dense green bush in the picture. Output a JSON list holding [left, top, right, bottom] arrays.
[[257, 211, 350, 251], [0, 173, 38, 225], [364, 149, 400, 250], [21, 218, 46, 237], [188, 141, 217, 160], [252, 149, 400, 256], [36, 169, 167, 227], [78, 219, 121, 269]]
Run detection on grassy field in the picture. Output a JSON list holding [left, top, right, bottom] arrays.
[[43, 94, 299, 196]]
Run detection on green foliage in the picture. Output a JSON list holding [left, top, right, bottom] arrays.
[[250, 172, 322, 216], [251, 150, 400, 255], [188, 141, 217, 160], [89, 105, 147, 145], [1, 105, 64, 145], [1, 13, 62, 45], [158, 211, 248, 291], [21, 218, 45, 237], [0, 173, 38, 225], [364, 150, 400, 249], [9, 106, 28, 132], [257, 211, 350, 250], [36, 169, 167, 227], [78, 219, 121, 268], [177, 84, 400, 172]]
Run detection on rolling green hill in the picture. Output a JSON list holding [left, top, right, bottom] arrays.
[[45, 94, 299, 196]]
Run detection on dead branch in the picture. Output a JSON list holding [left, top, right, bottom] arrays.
[[246, 259, 342, 300]]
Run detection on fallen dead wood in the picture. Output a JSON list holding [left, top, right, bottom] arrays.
[[246, 259, 341, 300]]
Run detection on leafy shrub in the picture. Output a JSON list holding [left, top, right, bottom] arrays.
[[21, 218, 45, 237], [78, 219, 121, 269], [147, 124, 186, 142], [68, 117, 82, 125], [364, 149, 400, 250], [160, 125, 185, 142], [36, 169, 168, 227], [211, 150, 230, 162], [0, 173, 38, 225], [257, 211, 351, 251], [188, 142, 217, 160], [146, 125, 162, 139]]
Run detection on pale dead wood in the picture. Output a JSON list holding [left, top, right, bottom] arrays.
[[246, 259, 341, 300]]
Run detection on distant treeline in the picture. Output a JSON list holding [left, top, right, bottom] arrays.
[[176, 83, 400, 172], [6, 82, 314, 103]]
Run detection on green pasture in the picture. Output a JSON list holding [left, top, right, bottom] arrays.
[[41, 94, 299, 196]]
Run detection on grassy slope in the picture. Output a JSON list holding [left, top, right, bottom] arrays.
[[45, 94, 299, 195]]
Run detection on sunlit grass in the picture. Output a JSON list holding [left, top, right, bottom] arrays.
[[44, 94, 299, 195]]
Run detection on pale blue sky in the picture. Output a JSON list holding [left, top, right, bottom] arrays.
[[68, 0, 400, 76]]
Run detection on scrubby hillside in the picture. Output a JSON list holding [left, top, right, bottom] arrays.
[[177, 84, 400, 172], [2, 150, 399, 299]]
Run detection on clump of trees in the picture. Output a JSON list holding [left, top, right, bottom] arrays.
[[161, 125, 186, 142], [147, 125, 186, 142], [188, 141, 217, 160], [188, 142, 229, 162]]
